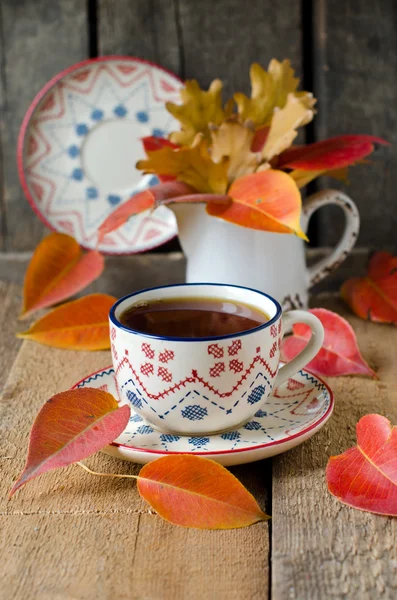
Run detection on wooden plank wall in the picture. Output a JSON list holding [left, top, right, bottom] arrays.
[[0, 0, 395, 253]]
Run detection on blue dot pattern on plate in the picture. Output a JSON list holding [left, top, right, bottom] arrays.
[[152, 128, 164, 137], [68, 145, 80, 158], [86, 187, 98, 199], [107, 194, 121, 206], [114, 105, 128, 117], [136, 110, 149, 123], [181, 405, 208, 421], [76, 123, 88, 136], [71, 168, 84, 181], [91, 109, 104, 121]]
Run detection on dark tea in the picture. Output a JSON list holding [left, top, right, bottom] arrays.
[[119, 297, 269, 338]]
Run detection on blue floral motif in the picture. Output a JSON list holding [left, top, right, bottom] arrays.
[[255, 409, 267, 418], [76, 123, 88, 136], [126, 390, 143, 410], [114, 105, 128, 117], [137, 425, 154, 434], [221, 431, 241, 441], [188, 437, 210, 448], [68, 145, 80, 158], [136, 110, 149, 123], [160, 434, 180, 443], [107, 194, 121, 205], [247, 385, 266, 405], [181, 405, 208, 421], [91, 109, 104, 121], [244, 421, 262, 431], [71, 168, 83, 181], [86, 187, 98, 199]]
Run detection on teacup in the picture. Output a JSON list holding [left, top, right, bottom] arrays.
[[109, 284, 324, 435]]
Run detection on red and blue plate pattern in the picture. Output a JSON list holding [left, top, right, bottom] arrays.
[[18, 57, 183, 254]]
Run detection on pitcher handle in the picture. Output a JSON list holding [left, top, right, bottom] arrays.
[[274, 310, 324, 388], [301, 190, 360, 289]]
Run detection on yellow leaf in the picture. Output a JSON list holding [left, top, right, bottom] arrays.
[[167, 79, 231, 146], [234, 60, 316, 128], [211, 121, 260, 182], [261, 93, 316, 161], [137, 136, 229, 194]]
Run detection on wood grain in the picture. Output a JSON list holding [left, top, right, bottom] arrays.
[[98, 0, 180, 74], [0, 281, 22, 392], [177, 0, 302, 97], [312, 0, 396, 248], [272, 296, 397, 600], [1, 281, 269, 599], [0, 0, 88, 252]]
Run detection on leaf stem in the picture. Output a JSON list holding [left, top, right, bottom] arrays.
[[76, 461, 139, 481]]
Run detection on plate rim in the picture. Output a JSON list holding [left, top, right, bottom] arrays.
[[17, 55, 183, 255], [72, 364, 334, 457]]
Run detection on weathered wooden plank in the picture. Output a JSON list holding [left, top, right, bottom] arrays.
[[98, 0, 180, 74], [271, 296, 397, 599], [0, 281, 22, 391], [177, 0, 302, 97], [0, 249, 370, 298], [312, 0, 396, 248], [0, 0, 89, 252]]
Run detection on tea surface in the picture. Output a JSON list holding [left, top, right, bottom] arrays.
[[119, 297, 269, 338]]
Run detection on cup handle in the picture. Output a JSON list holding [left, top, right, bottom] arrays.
[[301, 189, 360, 288], [274, 310, 324, 388]]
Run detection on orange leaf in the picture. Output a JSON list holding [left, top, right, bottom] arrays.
[[137, 455, 269, 529], [10, 388, 130, 497], [18, 294, 116, 350], [97, 181, 194, 242], [326, 414, 397, 516], [21, 233, 104, 318], [207, 169, 307, 239], [341, 252, 397, 324], [281, 308, 376, 377]]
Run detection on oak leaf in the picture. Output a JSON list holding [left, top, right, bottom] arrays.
[[281, 308, 376, 377], [326, 414, 397, 516], [166, 79, 232, 146], [10, 388, 130, 496], [211, 121, 260, 182], [18, 293, 116, 350], [137, 136, 229, 194], [21, 233, 104, 318], [341, 251, 397, 324]]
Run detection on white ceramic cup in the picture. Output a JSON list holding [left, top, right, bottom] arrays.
[[109, 284, 324, 435]]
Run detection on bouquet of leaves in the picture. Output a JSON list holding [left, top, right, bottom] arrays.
[[98, 59, 386, 244]]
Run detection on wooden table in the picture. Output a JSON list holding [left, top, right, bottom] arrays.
[[1, 277, 396, 599]]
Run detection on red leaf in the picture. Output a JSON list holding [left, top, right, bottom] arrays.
[[97, 181, 194, 242], [10, 388, 130, 496], [278, 135, 389, 170], [142, 137, 179, 182], [21, 233, 104, 318], [341, 251, 397, 324], [281, 308, 376, 377], [137, 455, 269, 529], [251, 125, 270, 152], [326, 414, 397, 516]]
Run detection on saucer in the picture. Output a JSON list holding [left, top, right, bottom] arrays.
[[73, 366, 333, 466], [18, 56, 182, 254]]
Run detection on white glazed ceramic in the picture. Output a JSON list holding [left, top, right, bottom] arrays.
[[18, 56, 182, 254], [109, 284, 324, 435], [73, 366, 334, 466], [172, 189, 360, 309]]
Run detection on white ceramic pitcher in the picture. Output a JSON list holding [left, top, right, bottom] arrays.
[[172, 189, 360, 309]]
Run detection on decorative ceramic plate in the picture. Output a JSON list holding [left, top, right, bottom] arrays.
[[73, 366, 334, 466], [18, 56, 183, 254]]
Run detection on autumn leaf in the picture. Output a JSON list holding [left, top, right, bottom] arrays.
[[97, 181, 195, 243], [326, 414, 397, 516], [278, 134, 389, 175], [137, 136, 229, 194], [9, 388, 130, 496], [166, 79, 232, 146], [234, 60, 314, 127], [211, 121, 260, 182], [341, 252, 397, 324], [142, 136, 180, 182], [21, 233, 104, 319], [261, 93, 315, 161], [207, 169, 307, 239], [18, 294, 116, 350], [281, 308, 376, 377], [289, 166, 349, 189], [137, 455, 269, 529]]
